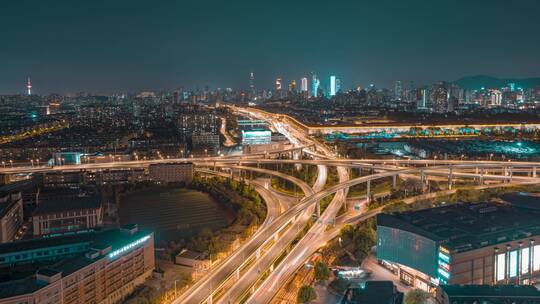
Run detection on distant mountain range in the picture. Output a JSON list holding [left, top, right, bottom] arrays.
[[453, 75, 540, 90]]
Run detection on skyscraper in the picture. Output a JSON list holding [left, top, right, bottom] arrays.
[[275, 78, 282, 91], [330, 76, 336, 96], [26, 77, 32, 95], [300, 77, 308, 92], [249, 72, 255, 96], [289, 80, 297, 92], [335, 78, 342, 94], [394, 80, 402, 101], [311, 73, 319, 97]]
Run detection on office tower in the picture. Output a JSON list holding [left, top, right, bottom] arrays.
[[417, 88, 427, 109], [432, 82, 449, 113], [249, 72, 255, 96], [394, 80, 402, 101], [330, 76, 336, 96], [311, 73, 319, 97], [300, 77, 308, 92], [26, 77, 32, 95], [289, 80, 297, 92], [335, 78, 342, 94], [275, 78, 282, 91]]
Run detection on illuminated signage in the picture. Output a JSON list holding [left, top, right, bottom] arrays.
[[438, 268, 450, 279], [438, 251, 450, 263], [437, 246, 451, 283], [108, 235, 151, 259]]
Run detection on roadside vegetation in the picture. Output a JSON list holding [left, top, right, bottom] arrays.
[[187, 175, 267, 260]]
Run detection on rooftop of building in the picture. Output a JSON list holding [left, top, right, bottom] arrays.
[[0, 226, 153, 299], [176, 249, 206, 260], [377, 201, 540, 253], [0, 192, 21, 218], [0, 225, 150, 257], [341, 281, 403, 304], [32, 195, 101, 216], [440, 284, 540, 299]]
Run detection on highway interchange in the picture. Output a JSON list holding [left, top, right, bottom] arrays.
[[3, 107, 540, 303]]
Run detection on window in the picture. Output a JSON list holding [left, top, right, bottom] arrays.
[[522, 247, 530, 274], [534, 245, 540, 271], [497, 253, 506, 281], [509, 250, 518, 278]]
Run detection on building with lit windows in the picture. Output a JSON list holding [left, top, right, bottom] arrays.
[[0, 192, 23, 243], [300, 77, 308, 93], [31, 196, 103, 236], [0, 225, 154, 303], [330, 76, 337, 96], [148, 162, 193, 184], [241, 129, 272, 145], [377, 201, 540, 292]]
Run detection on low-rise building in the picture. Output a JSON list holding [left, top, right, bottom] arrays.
[[241, 129, 271, 145], [436, 284, 540, 304], [0, 225, 155, 304], [340, 281, 403, 304], [377, 201, 540, 292], [96, 168, 146, 185], [0, 192, 24, 243], [175, 249, 211, 272], [32, 196, 103, 236], [149, 162, 193, 184], [43, 171, 83, 189]]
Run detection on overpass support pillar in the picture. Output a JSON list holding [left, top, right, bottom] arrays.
[[256, 248, 261, 259], [420, 170, 426, 193], [270, 263, 274, 272], [448, 168, 453, 190], [316, 201, 321, 218], [213, 161, 216, 171], [534, 167, 537, 178], [366, 180, 371, 203], [392, 175, 397, 190], [236, 269, 240, 280], [479, 168, 484, 185], [274, 233, 279, 242], [509, 167, 513, 183]]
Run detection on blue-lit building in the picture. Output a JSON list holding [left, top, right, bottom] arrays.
[[241, 129, 272, 145], [330, 76, 336, 96], [0, 225, 155, 303], [377, 201, 540, 292]]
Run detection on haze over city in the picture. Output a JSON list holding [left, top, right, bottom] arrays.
[[2, 0, 540, 94]]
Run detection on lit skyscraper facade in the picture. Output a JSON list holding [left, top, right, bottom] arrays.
[[330, 76, 336, 96], [289, 80, 297, 92], [394, 80, 402, 101], [300, 77, 308, 92], [311, 73, 319, 97], [249, 72, 255, 96], [335, 78, 342, 94], [275, 78, 282, 91], [26, 77, 32, 95]]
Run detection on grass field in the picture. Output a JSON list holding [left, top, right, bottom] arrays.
[[119, 187, 233, 241]]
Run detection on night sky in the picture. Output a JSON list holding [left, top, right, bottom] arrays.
[[1, 0, 540, 94]]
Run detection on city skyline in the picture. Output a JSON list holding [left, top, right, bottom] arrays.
[[1, 0, 540, 94]]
